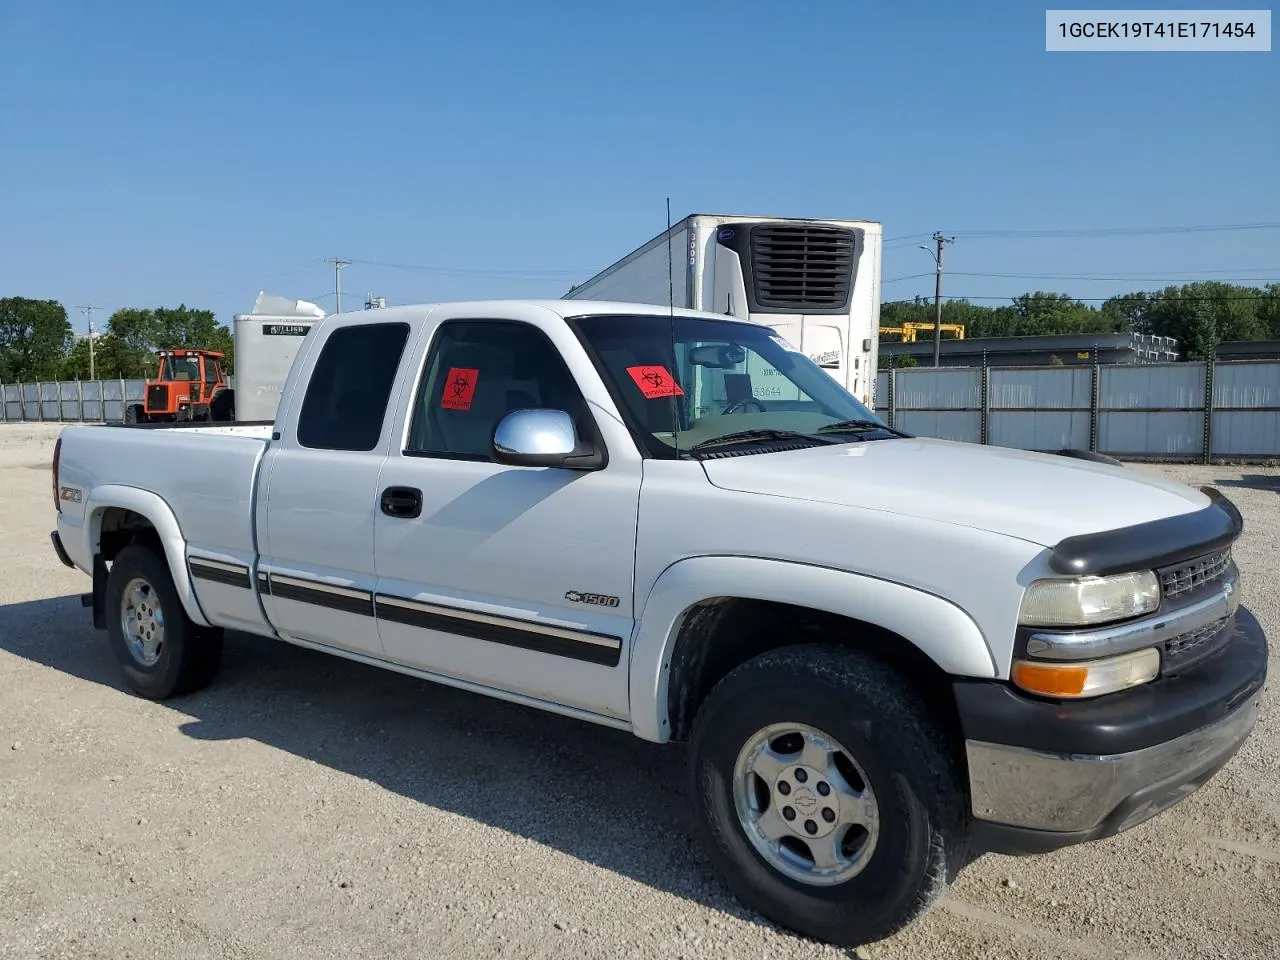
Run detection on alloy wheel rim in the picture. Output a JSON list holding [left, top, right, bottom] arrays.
[[731, 721, 880, 886], [121, 577, 165, 666]]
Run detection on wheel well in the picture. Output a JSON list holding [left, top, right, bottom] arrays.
[[97, 507, 161, 561], [665, 598, 962, 743]]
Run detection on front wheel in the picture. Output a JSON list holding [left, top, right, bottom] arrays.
[[687, 644, 968, 947], [105, 543, 224, 699]]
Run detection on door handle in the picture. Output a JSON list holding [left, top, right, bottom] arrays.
[[380, 486, 423, 519]]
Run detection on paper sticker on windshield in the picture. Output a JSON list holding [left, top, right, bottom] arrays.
[[626, 365, 684, 399], [441, 368, 479, 410]]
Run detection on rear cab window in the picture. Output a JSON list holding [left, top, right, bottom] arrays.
[[296, 322, 411, 451]]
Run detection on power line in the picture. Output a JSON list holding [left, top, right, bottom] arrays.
[[885, 221, 1280, 245], [346, 257, 584, 278], [889, 293, 1280, 304], [955, 221, 1280, 239], [890, 271, 1280, 285]]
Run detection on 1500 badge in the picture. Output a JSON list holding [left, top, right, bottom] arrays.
[[565, 591, 620, 608]]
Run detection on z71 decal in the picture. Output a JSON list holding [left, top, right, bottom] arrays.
[[565, 590, 620, 608]]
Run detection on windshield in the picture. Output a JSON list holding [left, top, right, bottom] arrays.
[[160, 356, 201, 381], [570, 313, 891, 458]]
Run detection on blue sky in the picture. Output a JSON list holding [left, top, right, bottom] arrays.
[[1, 0, 1276, 333]]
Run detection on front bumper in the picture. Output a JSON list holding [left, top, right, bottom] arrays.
[[959, 605, 1267, 855]]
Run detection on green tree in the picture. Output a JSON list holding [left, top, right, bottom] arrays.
[[0, 297, 73, 382], [60, 332, 151, 380], [105, 305, 235, 375], [1009, 292, 1115, 336], [1257, 283, 1280, 339], [1183, 299, 1221, 360], [105, 307, 160, 376], [1141, 282, 1266, 347], [1100, 292, 1150, 333]]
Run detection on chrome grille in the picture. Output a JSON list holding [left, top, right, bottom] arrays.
[[1162, 614, 1233, 674], [1165, 616, 1229, 658], [1159, 550, 1231, 599]]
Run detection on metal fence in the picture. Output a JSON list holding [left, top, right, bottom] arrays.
[[874, 359, 1280, 462], [1, 380, 148, 423], [1, 376, 239, 424], [5, 366, 1279, 463]]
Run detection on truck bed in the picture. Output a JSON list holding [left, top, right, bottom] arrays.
[[54, 422, 275, 635]]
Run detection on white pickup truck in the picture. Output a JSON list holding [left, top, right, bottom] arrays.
[[50, 299, 1267, 947]]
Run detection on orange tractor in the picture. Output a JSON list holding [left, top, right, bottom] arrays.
[[124, 348, 234, 424]]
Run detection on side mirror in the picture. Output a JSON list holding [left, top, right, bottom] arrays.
[[491, 409, 604, 470]]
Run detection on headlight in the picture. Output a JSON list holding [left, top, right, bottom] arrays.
[[1019, 570, 1160, 627], [1012, 648, 1160, 699]]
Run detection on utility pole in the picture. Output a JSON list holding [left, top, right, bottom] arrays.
[[918, 232, 954, 367], [327, 258, 351, 315], [76, 305, 102, 380]]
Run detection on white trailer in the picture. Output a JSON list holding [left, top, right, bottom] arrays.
[[563, 214, 882, 406], [229, 292, 326, 422]]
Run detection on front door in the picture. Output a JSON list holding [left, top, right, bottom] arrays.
[[372, 314, 641, 720]]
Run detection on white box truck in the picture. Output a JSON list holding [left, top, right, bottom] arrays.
[[228, 291, 326, 422], [563, 214, 882, 406]]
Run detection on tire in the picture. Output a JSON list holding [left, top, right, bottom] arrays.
[[105, 543, 224, 700], [123, 404, 144, 425], [687, 644, 968, 947], [210, 389, 235, 423]]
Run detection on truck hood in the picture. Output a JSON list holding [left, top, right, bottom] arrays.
[[699, 437, 1208, 547]]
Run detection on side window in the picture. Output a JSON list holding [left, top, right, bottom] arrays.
[[297, 322, 411, 452], [405, 320, 589, 459], [204, 359, 219, 384]]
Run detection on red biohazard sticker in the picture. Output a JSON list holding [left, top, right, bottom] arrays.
[[440, 367, 479, 410], [626, 365, 684, 399]]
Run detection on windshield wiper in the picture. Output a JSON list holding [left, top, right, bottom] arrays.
[[686, 429, 836, 454], [815, 419, 910, 438]]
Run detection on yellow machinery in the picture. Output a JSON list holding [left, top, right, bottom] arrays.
[[879, 321, 966, 342]]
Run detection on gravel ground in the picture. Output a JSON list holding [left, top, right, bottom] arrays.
[[1, 421, 1277, 960]]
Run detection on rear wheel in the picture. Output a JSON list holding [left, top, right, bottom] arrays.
[[210, 389, 235, 422], [688, 644, 968, 947], [105, 543, 223, 699]]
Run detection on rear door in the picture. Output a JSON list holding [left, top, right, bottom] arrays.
[[255, 319, 413, 658]]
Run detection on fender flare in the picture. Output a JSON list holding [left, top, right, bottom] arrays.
[[85, 485, 211, 627], [627, 556, 997, 743]]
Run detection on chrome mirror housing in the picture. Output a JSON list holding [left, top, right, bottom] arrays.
[[491, 409, 603, 470]]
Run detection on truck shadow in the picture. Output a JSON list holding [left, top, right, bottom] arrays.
[[0, 594, 760, 929], [1215, 474, 1280, 492]]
